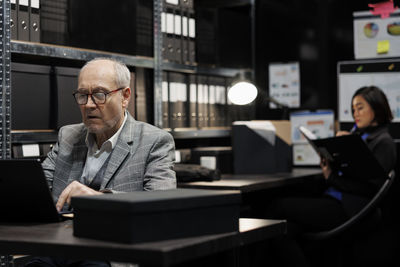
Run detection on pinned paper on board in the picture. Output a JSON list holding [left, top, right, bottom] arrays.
[[377, 40, 390, 54], [369, 0, 398, 19]]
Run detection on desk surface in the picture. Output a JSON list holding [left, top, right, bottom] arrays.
[[0, 218, 285, 266], [178, 168, 322, 193]]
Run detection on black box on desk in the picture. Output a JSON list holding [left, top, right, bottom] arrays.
[[232, 121, 292, 174], [191, 146, 233, 174], [72, 189, 241, 243]]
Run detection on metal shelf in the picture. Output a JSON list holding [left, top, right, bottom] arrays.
[[11, 130, 58, 143], [11, 41, 243, 78], [11, 41, 155, 68], [170, 127, 231, 139], [163, 61, 242, 77]]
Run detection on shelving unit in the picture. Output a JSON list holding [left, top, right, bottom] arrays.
[[0, 0, 12, 160], [0, 0, 250, 159]]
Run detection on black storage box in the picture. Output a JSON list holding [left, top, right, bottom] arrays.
[[190, 146, 233, 174], [72, 189, 241, 243]]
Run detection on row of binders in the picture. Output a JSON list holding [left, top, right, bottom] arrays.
[[162, 72, 228, 129], [162, 0, 196, 65], [10, 0, 40, 42]]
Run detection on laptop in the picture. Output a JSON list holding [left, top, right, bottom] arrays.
[[0, 159, 63, 222]]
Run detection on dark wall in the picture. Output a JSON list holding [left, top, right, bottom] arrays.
[[252, 0, 400, 119]]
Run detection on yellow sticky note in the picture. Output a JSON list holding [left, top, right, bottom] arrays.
[[377, 40, 390, 54]]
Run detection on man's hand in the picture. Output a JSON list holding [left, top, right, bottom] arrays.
[[56, 181, 102, 212]]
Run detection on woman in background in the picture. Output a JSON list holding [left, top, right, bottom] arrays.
[[268, 86, 396, 267]]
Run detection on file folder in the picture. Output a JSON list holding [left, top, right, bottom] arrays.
[[165, 12, 175, 62], [169, 80, 178, 128], [215, 77, 227, 126], [181, 15, 189, 64], [161, 11, 168, 60], [197, 76, 209, 128], [208, 81, 217, 127], [189, 74, 197, 128], [11, 0, 17, 39], [173, 13, 183, 63], [162, 72, 170, 128], [29, 0, 40, 42], [300, 127, 386, 181], [188, 13, 196, 63], [169, 72, 187, 128], [232, 121, 292, 174], [18, 0, 30, 41]]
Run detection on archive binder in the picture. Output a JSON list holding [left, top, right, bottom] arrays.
[[215, 76, 227, 126], [162, 72, 169, 128], [165, 12, 175, 62], [29, 0, 40, 42], [169, 72, 187, 128], [181, 14, 189, 64], [208, 80, 217, 127], [188, 12, 196, 64], [173, 13, 183, 63], [11, 0, 17, 39], [189, 74, 197, 128], [299, 127, 386, 180], [18, 0, 30, 41], [197, 76, 209, 128]]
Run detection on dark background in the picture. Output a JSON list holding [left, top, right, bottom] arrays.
[[196, 0, 400, 120]]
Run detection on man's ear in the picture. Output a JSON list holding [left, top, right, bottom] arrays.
[[122, 87, 131, 108]]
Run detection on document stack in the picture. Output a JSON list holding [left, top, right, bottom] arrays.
[[11, 0, 41, 42], [161, 72, 229, 129], [162, 0, 196, 64], [197, 75, 209, 127]]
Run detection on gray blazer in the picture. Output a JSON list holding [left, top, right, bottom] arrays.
[[42, 113, 176, 203]]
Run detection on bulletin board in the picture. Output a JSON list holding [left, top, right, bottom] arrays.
[[268, 62, 300, 108]]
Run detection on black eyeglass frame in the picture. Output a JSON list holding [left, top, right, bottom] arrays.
[[72, 87, 125, 105]]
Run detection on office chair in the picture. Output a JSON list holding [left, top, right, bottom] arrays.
[[302, 170, 396, 267], [303, 169, 395, 241]]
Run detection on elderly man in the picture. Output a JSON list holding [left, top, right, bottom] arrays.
[[26, 58, 176, 267]]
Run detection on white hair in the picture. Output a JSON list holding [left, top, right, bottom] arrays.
[[80, 57, 130, 88]]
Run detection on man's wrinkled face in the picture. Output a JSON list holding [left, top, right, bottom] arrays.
[[77, 60, 128, 136]]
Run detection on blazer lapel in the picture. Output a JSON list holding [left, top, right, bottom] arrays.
[[100, 114, 138, 189], [68, 136, 88, 184]]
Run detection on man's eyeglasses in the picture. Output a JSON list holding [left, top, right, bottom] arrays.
[[73, 87, 125, 105]]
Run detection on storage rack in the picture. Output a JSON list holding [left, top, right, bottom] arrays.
[[0, 0, 11, 160], [0, 0, 245, 157]]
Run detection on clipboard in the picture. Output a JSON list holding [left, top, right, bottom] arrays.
[[299, 126, 386, 181]]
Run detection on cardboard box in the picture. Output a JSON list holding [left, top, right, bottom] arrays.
[[72, 189, 241, 243]]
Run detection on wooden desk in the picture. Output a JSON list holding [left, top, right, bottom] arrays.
[[179, 168, 322, 217], [178, 168, 322, 193], [0, 218, 285, 267]]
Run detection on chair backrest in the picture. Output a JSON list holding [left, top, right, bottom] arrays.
[[303, 170, 395, 241]]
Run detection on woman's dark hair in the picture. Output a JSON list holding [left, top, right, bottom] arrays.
[[352, 86, 393, 125]]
